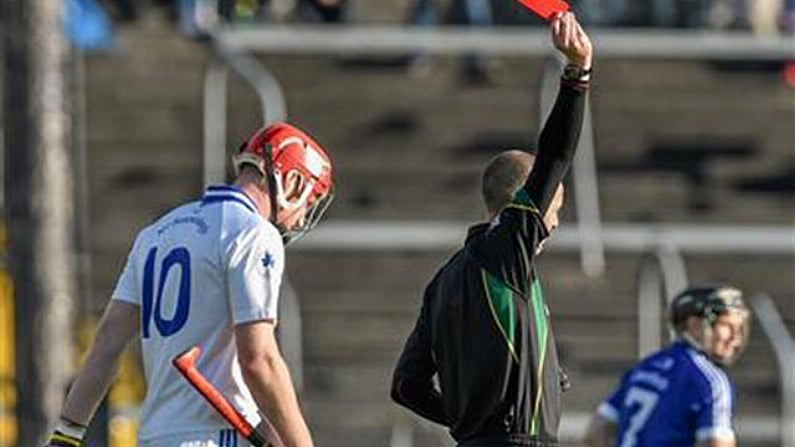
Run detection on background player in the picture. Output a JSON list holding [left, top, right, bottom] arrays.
[[391, 12, 592, 447], [44, 123, 334, 447], [583, 285, 750, 447]]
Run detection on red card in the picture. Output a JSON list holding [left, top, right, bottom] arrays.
[[517, 0, 570, 21]]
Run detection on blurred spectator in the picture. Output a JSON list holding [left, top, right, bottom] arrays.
[[576, 0, 725, 27], [705, 0, 743, 29], [784, 0, 795, 32], [178, 0, 219, 37], [295, 0, 349, 24], [214, 0, 348, 24], [112, 0, 138, 21], [407, 0, 500, 84], [65, 0, 115, 50], [153, 0, 179, 22], [569, 0, 619, 25], [654, 0, 711, 27], [748, 0, 784, 33], [614, 0, 711, 27]]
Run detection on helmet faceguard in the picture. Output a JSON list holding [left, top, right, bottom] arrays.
[[669, 286, 750, 366], [233, 123, 334, 244]]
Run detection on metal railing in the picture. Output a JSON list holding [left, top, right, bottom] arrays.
[[635, 244, 688, 358], [202, 47, 287, 186], [749, 294, 795, 447], [539, 55, 605, 278], [213, 26, 795, 60], [293, 221, 795, 253]]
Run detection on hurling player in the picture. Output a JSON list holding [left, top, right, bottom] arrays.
[[584, 286, 750, 447], [46, 123, 334, 447]]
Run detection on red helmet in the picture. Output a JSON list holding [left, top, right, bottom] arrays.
[[233, 122, 334, 242]]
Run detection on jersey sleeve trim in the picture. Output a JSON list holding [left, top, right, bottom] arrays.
[[111, 232, 144, 305], [233, 311, 277, 325], [506, 188, 542, 215], [111, 292, 139, 304], [695, 426, 736, 442], [689, 349, 735, 436], [596, 402, 619, 422]]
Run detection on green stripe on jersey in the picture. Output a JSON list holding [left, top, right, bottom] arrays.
[[481, 269, 518, 363], [512, 188, 540, 212], [530, 277, 549, 435]]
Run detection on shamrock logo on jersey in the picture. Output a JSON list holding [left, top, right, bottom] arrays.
[[261, 252, 276, 270]]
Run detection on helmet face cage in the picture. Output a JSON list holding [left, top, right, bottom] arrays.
[[282, 185, 335, 244], [669, 286, 750, 366], [233, 123, 334, 243]]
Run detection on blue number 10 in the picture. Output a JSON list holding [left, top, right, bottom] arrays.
[[142, 246, 191, 338]]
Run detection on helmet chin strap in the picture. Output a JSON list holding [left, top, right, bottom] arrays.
[[681, 331, 709, 354], [262, 143, 317, 245], [682, 323, 727, 365], [262, 143, 287, 238]]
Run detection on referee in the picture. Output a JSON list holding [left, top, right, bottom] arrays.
[[391, 12, 592, 447]]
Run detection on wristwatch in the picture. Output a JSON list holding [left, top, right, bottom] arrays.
[[562, 64, 592, 82]]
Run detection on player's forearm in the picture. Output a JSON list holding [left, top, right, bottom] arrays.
[[242, 354, 314, 447], [60, 343, 122, 425], [60, 301, 137, 426], [524, 81, 587, 214]]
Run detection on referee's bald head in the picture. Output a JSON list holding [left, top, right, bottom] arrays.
[[481, 150, 536, 217]]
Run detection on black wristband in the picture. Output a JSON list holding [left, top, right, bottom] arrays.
[[562, 64, 592, 82]]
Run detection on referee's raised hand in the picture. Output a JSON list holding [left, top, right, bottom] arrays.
[[550, 12, 593, 70]]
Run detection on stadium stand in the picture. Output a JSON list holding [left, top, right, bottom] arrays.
[[71, 5, 794, 447]]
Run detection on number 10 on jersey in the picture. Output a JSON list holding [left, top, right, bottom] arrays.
[[141, 246, 192, 338]]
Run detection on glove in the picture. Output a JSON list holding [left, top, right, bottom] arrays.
[[44, 418, 86, 447], [45, 430, 82, 447]]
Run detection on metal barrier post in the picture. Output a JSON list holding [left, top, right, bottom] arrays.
[[749, 294, 795, 447], [202, 46, 287, 185], [540, 56, 605, 278], [203, 57, 228, 186], [636, 244, 688, 358], [216, 45, 287, 125]]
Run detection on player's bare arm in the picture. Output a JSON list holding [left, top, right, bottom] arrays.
[[582, 414, 617, 447], [697, 439, 737, 447], [236, 320, 314, 447], [46, 300, 139, 446]]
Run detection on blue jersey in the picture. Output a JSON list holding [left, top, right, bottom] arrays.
[[598, 341, 735, 447]]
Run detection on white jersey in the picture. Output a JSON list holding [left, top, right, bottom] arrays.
[[112, 185, 284, 442]]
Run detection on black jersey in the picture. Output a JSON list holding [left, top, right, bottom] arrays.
[[391, 80, 587, 446]]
